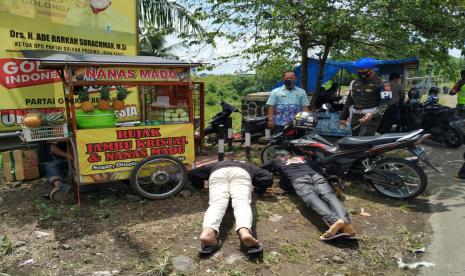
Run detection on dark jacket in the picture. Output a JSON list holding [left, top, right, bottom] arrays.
[[261, 157, 318, 191], [389, 81, 406, 105], [340, 76, 389, 120], [188, 160, 273, 194]]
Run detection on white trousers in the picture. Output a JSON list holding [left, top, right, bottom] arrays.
[[203, 167, 253, 232]]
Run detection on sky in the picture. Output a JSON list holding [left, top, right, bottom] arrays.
[[168, 34, 463, 75], [166, 0, 464, 75]]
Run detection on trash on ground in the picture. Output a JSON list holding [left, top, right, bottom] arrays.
[[360, 207, 372, 217], [19, 258, 35, 266], [411, 247, 426, 254], [397, 257, 435, 269]]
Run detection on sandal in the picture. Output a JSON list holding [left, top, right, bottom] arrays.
[[241, 242, 263, 256], [319, 231, 349, 241], [344, 232, 358, 240], [198, 239, 221, 256], [238, 229, 263, 257]]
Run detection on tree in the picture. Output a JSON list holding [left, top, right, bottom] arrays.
[[195, 0, 465, 108], [139, 30, 185, 58], [138, 0, 204, 35]]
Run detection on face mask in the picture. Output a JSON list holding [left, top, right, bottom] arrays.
[[357, 72, 369, 79], [284, 80, 294, 88]]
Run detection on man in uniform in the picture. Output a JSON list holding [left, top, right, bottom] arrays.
[[449, 69, 465, 118], [267, 72, 309, 134], [378, 73, 406, 133], [339, 58, 390, 136]]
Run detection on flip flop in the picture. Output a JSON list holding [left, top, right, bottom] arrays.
[[198, 239, 221, 256], [320, 232, 350, 241], [344, 233, 358, 240], [245, 243, 263, 255]]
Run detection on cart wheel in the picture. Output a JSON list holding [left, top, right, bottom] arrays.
[[50, 184, 75, 204], [130, 155, 187, 200]]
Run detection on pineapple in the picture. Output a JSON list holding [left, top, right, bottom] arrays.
[[23, 112, 42, 127], [76, 87, 94, 112], [42, 112, 65, 126], [97, 86, 111, 110], [113, 86, 130, 111]]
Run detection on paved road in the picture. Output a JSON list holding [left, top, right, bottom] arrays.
[[420, 143, 465, 275]]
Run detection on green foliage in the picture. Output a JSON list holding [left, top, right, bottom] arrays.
[[138, 0, 204, 35], [139, 30, 185, 58], [195, 74, 244, 131], [206, 96, 217, 106], [34, 199, 58, 221], [255, 56, 295, 91], [193, 0, 465, 106], [0, 235, 13, 257]]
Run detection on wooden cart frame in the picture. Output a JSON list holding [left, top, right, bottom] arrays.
[[20, 50, 205, 203]]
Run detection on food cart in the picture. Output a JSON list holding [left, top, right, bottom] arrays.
[[19, 50, 205, 202]]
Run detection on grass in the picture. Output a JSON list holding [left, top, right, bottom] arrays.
[[205, 100, 243, 133], [140, 254, 172, 276], [281, 243, 300, 263], [0, 235, 13, 257], [34, 198, 59, 221], [398, 201, 410, 213], [90, 195, 121, 219]]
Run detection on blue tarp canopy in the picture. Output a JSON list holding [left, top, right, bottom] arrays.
[[273, 57, 419, 93]]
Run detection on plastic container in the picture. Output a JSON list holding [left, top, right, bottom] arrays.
[[23, 124, 68, 142], [76, 109, 116, 129]]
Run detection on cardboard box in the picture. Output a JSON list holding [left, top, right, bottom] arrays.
[[2, 149, 39, 182]]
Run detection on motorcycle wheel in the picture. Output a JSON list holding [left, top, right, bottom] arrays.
[[370, 157, 427, 200], [260, 144, 287, 164], [444, 126, 463, 148]]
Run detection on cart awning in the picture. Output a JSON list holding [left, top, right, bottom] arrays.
[[18, 50, 202, 69]]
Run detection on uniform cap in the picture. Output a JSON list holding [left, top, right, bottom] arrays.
[[355, 57, 378, 69]]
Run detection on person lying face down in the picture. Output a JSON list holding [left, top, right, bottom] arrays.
[[189, 160, 273, 256], [261, 152, 356, 241]]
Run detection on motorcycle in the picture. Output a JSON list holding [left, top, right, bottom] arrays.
[[261, 114, 437, 200], [204, 100, 240, 145], [241, 116, 268, 141], [398, 100, 464, 148]]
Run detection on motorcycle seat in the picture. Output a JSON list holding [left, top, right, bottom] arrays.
[[337, 131, 418, 149]]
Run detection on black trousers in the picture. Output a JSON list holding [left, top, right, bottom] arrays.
[[378, 105, 400, 134], [350, 113, 381, 136], [292, 174, 350, 224]]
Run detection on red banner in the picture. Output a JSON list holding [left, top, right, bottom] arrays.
[[0, 59, 61, 89]]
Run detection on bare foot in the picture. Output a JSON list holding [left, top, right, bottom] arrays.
[[342, 223, 356, 236], [238, 228, 259, 247], [321, 218, 345, 239], [199, 228, 217, 246]]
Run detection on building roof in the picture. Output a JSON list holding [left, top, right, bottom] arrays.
[[19, 50, 202, 69]]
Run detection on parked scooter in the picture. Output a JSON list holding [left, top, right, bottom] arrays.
[[204, 100, 240, 145], [261, 112, 437, 200], [241, 116, 267, 141], [397, 87, 465, 148]]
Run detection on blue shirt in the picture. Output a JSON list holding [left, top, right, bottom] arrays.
[[266, 85, 310, 126]]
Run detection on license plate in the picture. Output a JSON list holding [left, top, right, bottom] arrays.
[[412, 145, 428, 161]]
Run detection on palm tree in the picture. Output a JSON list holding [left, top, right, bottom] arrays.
[[139, 31, 185, 58], [138, 0, 204, 35]]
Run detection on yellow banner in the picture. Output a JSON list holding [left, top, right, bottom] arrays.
[[0, 0, 137, 131], [75, 67, 190, 82], [76, 124, 195, 176]]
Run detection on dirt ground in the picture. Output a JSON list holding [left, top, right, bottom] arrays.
[[0, 145, 432, 276]]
